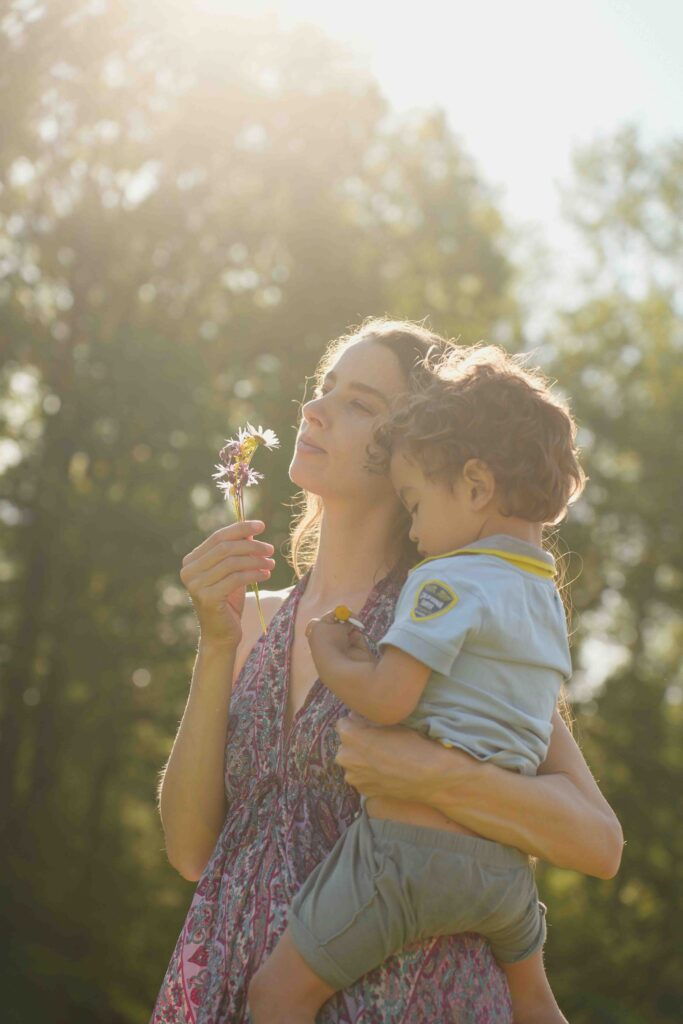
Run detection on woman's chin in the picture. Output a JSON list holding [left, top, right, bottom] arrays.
[[289, 461, 359, 503], [288, 456, 325, 493]]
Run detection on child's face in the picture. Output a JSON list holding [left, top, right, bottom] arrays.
[[390, 450, 481, 558]]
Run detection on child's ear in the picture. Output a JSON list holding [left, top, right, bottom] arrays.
[[462, 459, 495, 511]]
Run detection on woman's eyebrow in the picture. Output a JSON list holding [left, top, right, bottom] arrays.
[[323, 371, 389, 407]]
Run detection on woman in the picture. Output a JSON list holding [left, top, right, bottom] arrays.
[[151, 318, 623, 1023]]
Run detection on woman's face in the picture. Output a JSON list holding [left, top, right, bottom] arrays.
[[289, 339, 409, 506]]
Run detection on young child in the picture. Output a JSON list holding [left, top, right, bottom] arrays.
[[248, 344, 586, 1023]]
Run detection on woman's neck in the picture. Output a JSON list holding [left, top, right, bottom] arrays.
[[302, 499, 401, 608]]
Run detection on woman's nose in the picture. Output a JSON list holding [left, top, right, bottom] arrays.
[[302, 394, 326, 426]]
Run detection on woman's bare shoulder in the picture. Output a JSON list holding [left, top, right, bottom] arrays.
[[232, 586, 295, 681]]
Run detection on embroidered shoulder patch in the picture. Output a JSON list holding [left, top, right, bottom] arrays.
[[410, 579, 459, 621]]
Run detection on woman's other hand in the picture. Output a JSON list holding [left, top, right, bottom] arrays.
[[334, 710, 624, 878], [333, 715, 476, 801], [179, 519, 276, 649]]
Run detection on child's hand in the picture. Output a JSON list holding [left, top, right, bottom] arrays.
[[305, 611, 353, 663], [305, 609, 378, 668], [345, 626, 378, 664]]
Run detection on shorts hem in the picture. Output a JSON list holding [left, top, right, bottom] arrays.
[[287, 909, 353, 991], [492, 902, 548, 963]]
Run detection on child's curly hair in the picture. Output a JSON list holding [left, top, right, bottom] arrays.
[[368, 343, 586, 525]]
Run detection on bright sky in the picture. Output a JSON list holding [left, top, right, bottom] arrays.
[[207, 0, 682, 304]]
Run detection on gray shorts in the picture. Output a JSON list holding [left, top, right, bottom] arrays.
[[288, 803, 547, 990]]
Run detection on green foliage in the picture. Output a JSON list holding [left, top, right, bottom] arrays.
[[0, 2, 679, 1019], [0, 3, 517, 1020], [535, 125, 683, 1023]]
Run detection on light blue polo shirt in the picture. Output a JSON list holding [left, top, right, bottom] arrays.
[[378, 535, 572, 776]]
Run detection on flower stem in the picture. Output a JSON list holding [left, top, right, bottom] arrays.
[[237, 490, 266, 632], [252, 582, 267, 633]]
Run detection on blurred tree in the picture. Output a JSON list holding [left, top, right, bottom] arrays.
[[0, 2, 518, 1020], [535, 124, 683, 1024]]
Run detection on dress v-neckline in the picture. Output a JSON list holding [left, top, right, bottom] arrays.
[[279, 567, 397, 749]]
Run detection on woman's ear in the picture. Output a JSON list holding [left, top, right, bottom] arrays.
[[462, 459, 496, 511]]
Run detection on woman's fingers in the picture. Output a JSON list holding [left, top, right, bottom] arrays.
[[335, 715, 378, 741], [333, 716, 377, 791], [202, 567, 272, 601], [185, 537, 275, 576], [180, 524, 276, 593], [184, 551, 275, 590], [334, 717, 431, 796], [182, 520, 271, 568], [177, 521, 276, 646]]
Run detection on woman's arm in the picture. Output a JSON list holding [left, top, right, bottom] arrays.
[[334, 708, 624, 879], [159, 590, 285, 881]]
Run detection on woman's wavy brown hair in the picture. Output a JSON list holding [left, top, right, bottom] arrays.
[[285, 316, 455, 581]]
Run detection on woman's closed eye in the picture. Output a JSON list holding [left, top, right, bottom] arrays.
[[314, 387, 372, 413]]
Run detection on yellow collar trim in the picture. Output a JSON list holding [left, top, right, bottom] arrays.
[[412, 546, 556, 580]]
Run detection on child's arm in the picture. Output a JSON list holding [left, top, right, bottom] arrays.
[[306, 615, 431, 725]]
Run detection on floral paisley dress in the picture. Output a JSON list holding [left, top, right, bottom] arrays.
[[150, 564, 513, 1023]]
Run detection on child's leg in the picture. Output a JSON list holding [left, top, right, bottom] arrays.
[[247, 926, 337, 1024], [501, 950, 569, 1024]]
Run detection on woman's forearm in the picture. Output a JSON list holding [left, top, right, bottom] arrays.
[[426, 750, 619, 877], [158, 640, 234, 881], [334, 712, 624, 880], [423, 712, 624, 878]]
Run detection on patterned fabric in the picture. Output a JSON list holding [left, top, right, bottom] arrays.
[[149, 565, 513, 1023]]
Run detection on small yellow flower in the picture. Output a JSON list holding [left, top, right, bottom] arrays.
[[333, 605, 366, 631]]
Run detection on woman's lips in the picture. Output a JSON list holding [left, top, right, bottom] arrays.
[[297, 438, 326, 454]]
